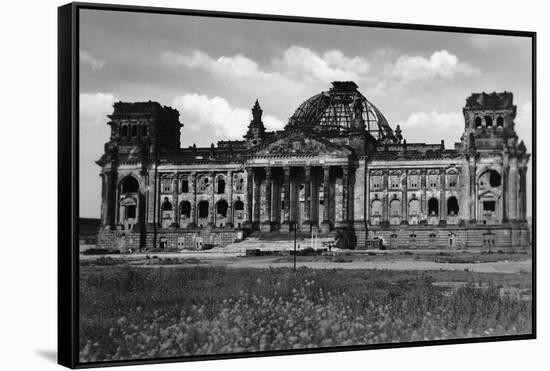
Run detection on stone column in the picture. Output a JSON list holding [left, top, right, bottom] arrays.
[[227, 170, 233, 227], [507, 157, 518, 221], [502, 152, 510, 222], [172, 173, 179, 228], [440, 169, 446, 223], [341, 165, 349, 227], [421, 169, 427, 219], [381, 169, 389, 223], [365, 168, 370, 226], [100, 173, 110, 227], [280, 166, 291, 232], [301, 166, 312, 231], [189, 172, 197, 228], [320, 166, 331, 233], [106, 170, 118, 228], [518, 167, 527, 221], [253, 169, 261, 229], [460, 162, 470, 221], [401, 171, 408, 224], [261, 167, 272, 232], [469, 158, 477, 223], [245, 167, 253, 229], [208, 172, 215, 226]]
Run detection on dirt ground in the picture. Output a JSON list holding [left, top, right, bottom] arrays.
[[80, 249, 532, 274]]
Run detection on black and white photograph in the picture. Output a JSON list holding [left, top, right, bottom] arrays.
[[60, 1, 535, 368]]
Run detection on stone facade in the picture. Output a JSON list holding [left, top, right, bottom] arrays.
[[96, 82, 530, 251]]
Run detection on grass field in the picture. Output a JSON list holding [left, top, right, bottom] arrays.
[[79, 265, 532, 362]]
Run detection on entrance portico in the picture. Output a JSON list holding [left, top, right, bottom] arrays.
[[245, 156, 351, 233]]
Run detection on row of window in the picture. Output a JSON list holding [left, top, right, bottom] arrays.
[[161, 199, 244, 219], [474, 115, 505, 129], [370, 196, 460, 217], [119, 124, 148, 138], [160, 175, 245, 194], [371, 173, 458, 190]]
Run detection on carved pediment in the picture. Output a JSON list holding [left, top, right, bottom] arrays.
[[250, 132, 351, 157]]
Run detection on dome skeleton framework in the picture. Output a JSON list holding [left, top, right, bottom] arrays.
[[285, 81, 396, 142]]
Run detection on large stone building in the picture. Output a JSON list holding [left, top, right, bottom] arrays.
[[96, 81, 530, 250]]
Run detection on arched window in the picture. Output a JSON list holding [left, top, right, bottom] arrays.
[[447, 196, 459, 216], [120, 176, 139, 193], [389, 199, 401, 217], [475, 117, 482, 129], [234, 200, 244, 211], [428, 198, 439, 216], [216, 200, 228, 218], [140, 125, 148, 137], [371, 199, 382, 216], [161, 198, 172, 211], [496, 116, 504, 127], [120, 125, 129, 137], [217, 176, 225, 194], [131, 125, 138, 137], [180, 201, 191, 218], [485, 116, 493, 127], [198, 201, 209, 218]]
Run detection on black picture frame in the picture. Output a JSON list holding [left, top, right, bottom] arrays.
[[58, 2, 537, 369]]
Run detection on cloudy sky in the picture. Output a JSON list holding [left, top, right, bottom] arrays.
[[79, 9, 533, 218]]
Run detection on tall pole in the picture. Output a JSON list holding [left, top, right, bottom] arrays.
[[293, 221, 297, 272]]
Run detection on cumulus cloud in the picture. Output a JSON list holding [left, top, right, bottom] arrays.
[[80, 92, 115, 127], [163, 50, 272, 80], [172, 94, 285, 142], [162, 46, 371, 97], [388, 50, 480, 83], [80, 49, 105, 70], [396, 111, 464, 148], [273, 46, 369, 81]]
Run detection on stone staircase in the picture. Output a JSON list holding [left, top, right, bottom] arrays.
[[214, 231, 337, 253]]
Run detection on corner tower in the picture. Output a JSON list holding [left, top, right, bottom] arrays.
[[462, 92, 518, 152], [460, 92, 530, 227], [97, 101, 182, 239]]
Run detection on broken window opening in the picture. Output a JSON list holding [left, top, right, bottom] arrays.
[[181, 179, 189, 193], [126, 205, 136, 219], [180, 201, 191, 218], [120, 176, 139, 193], [198, 201, 209, 219], [217, 178, 225, 194], [216, 200, 228, 218], [428, 198, 439, 216], [489, 170, 501, 187], [483, 201, 496, 212], [447, 196, 459, 216], [161, 198, 172, 211], [475, 117, 482, 128]]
